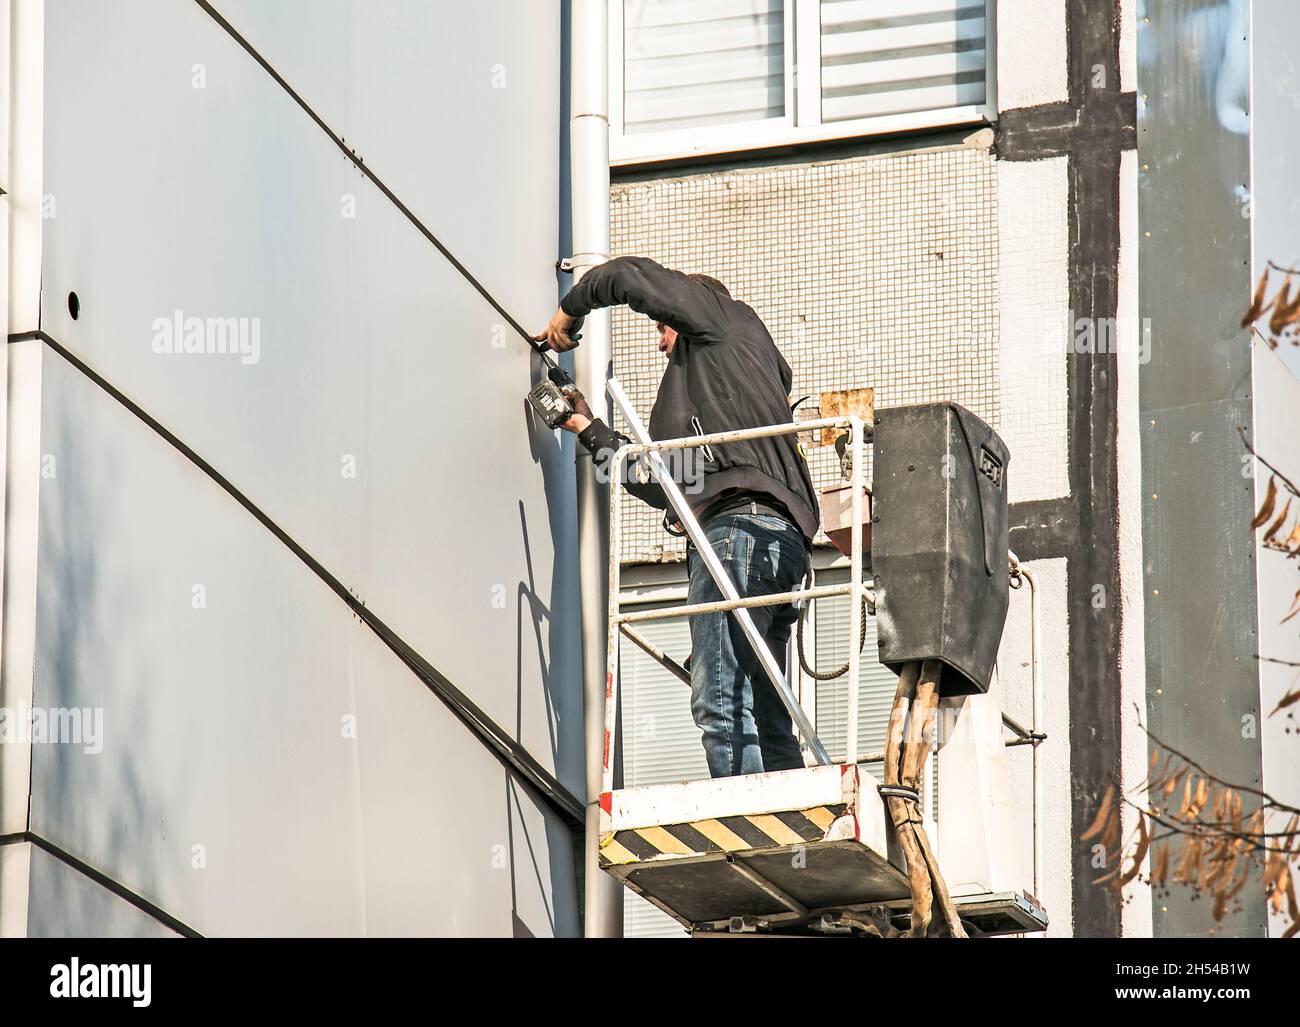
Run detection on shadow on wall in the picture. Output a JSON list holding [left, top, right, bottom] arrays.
[[29, 388, 194, 935], [518, 381, 585, 936], [505, 774, 568, 938], [521, 379, 585, 791]]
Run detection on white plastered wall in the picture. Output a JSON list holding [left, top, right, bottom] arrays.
[[994, 144, 1074, 932], [998, 156, 1071, 506], [1116, 148, 1153, 936], [1120, 0, 1137, 94], [995, 557, 1072, 936], [997, 0, 1069, 110], [1251, 343, 1300, 939]]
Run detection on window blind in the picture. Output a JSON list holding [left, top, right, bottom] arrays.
[[617, 614, 704, 937], [811, 587, 900, 780], [812, 578, 938, 808], [820, 0, 988, 123], [622, 0, 787, 134]]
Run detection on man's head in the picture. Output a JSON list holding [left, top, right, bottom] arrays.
[[656, 273, 730, 356]]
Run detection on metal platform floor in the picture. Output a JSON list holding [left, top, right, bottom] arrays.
[[600, 763, 1047, 937]]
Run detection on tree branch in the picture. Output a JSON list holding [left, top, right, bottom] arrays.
[[1239, 426, 1300, 500], [1116, 792, 1295, 856], [1134, 704, 1300, 816], [1256, 655, 1300, 669]]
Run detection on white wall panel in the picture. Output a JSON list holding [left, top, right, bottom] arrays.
[[38, 0, 581, 791], [29, 354, 577, 936], [0, 841, 32, 936], [0, 342, 42, 837], [206, 0, 560, 325], [5, 0, 43, 334], [25, 845, 180, 939]]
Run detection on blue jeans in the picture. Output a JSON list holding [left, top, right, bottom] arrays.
[[686, 511, 810, 778]]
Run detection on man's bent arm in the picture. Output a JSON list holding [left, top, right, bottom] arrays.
[[575, 417, 670, 510], [560, 256, 729, 343]]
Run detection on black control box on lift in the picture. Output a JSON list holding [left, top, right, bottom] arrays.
[[871, 402, 1011, 697]]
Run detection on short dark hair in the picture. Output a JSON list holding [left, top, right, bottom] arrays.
[[687, 272, 730, 297]]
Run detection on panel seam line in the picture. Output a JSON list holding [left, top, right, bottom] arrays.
[[6, 329, 584, 831]]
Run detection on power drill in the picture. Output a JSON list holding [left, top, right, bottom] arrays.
[[528, 364, 584, 429], [526, 319, 585, 429]]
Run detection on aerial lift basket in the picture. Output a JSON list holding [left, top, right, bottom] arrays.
[[599, 381, 1046, 937]]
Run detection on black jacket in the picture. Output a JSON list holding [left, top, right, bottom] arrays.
[[561, 256, 820, 545]]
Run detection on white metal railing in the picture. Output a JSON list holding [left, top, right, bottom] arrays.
[[600, 376, 870, 797], [598, 379, 1045, 875], [1007, 553, 1043, 899]]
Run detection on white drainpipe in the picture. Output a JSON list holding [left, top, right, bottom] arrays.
[[569, 0, 621, 938]]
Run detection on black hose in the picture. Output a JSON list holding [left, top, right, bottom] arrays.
[[796, 593, 871, 681]]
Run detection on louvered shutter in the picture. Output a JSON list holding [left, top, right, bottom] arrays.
[[622, 0, 787, 135], [819, 0, 989, 123], [811, 587, 899, 782], [812, 577, 938, 807], [617, 613, 704, 936]]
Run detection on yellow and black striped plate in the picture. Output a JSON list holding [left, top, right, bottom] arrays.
[[599, 804, 848, 866]]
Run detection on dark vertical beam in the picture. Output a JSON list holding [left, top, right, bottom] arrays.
[[1067, 0, 1120, 108], [1064, 144, 1124, 937], [1063, 0, 1125, 938], [997, 0, 1132, 936]]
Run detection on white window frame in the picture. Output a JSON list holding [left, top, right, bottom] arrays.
[[610, 0, 998, 166]]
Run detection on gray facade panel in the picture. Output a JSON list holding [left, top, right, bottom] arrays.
[[1137, 0, 1265, 936]]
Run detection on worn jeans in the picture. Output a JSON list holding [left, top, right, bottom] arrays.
[[686, 510, 810, 778]]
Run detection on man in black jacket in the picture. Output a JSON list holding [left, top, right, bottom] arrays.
[[534, 256, 819, 779]]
